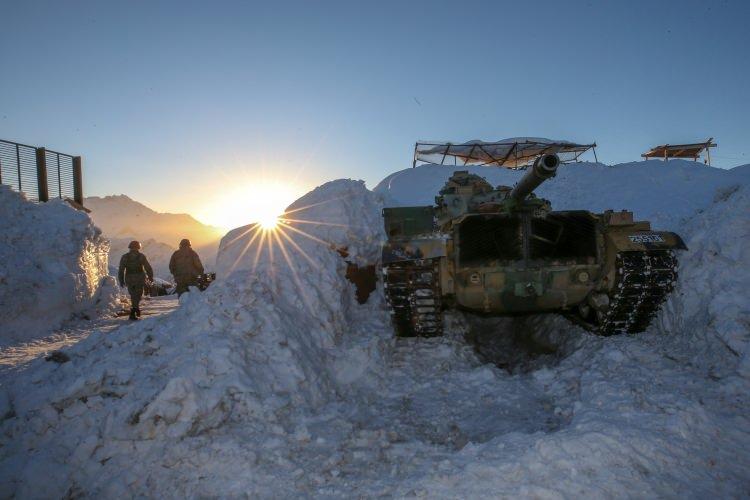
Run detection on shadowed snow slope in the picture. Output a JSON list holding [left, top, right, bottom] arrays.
[[658, 184, 750, 377], [1, 170, 749, 497], [0, 186, 115, 346]]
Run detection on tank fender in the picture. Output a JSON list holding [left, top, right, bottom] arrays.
[[607, 230, 687, 252]]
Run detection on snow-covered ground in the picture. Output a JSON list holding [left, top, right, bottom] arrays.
[[1, 160, 749, 497], [0, 187, 119, 346]]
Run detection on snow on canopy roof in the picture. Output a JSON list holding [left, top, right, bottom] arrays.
[[414, 138, 596, 169]]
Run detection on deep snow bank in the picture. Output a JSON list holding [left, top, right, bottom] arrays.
[[0, 179, 389, 497], [658, 184, 750, 377], [376, 159, 750, 230], [0, 186, 115, 345]]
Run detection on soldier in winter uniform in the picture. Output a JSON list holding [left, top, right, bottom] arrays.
[[118, 240, 154, 320], [169, 238, 205, 296]]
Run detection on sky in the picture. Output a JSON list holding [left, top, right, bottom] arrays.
[[1, 0, 749, 229]]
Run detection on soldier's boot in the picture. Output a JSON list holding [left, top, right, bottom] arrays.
[[135, 307, 141, 317], [129, 308, 139, 321]]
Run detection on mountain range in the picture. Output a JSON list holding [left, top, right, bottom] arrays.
[[85, 195, 224, 279]]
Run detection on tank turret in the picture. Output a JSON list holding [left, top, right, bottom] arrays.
[[434, 154, 560, 227]]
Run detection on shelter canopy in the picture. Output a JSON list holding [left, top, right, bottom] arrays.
[[414, 138, 596, 169], [641, 138, 716, 162]]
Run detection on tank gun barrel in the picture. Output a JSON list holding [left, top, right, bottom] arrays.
[[510, 153, 560, 201]]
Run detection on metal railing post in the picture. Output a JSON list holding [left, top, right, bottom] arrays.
[[73, 156, 83, 206], [35, 147, 49, 202], [16, 144, 22, 192], [56, 153, 61, 198]]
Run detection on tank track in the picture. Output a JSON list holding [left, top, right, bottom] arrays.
[[383, 259, 443, 337], [595, 250, 678, 335]]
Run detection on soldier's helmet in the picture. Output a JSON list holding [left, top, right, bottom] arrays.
[[128, 240, 141, 250], [179, 238, 191, 248]]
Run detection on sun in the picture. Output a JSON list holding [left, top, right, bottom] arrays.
[[196, 180, 302, 231], [259, 213, 279, 230]]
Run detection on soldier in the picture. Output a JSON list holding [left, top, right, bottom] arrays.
[[169, 238, 205, 297], [118, 241, 154, 320]]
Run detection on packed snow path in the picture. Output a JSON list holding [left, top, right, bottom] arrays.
[[0, 296, 178, 374]]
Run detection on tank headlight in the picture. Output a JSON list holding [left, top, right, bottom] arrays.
[[577, 271, 590, 283]]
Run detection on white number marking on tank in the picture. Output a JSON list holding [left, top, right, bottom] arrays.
[[628, 234, 665, 243]]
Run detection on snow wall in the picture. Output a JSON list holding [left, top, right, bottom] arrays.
[[0, 186, 115, 345], [658, 183, 750, 377]]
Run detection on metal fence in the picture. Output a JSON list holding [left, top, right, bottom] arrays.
[[0, 139, 83, 205]]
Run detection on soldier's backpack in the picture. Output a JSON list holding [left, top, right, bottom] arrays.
[[124, 252, 146, 274]]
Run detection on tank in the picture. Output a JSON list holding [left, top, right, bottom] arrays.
[[382, 153, 686, 337]]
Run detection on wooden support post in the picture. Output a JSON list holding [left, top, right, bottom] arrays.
[[35, 147, 49, 202], [73, 156, 83, 206], [706, 146, 711, 166]]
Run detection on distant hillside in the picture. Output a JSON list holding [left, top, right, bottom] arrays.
[[85, 195, 223, 278]]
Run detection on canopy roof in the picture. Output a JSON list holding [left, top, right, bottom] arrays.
[[641, 138, 716, 160], [414, 138, 596, 169]]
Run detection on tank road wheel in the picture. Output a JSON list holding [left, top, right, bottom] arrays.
[[383, 259, 443, 337], [587, 250, 678, 336]]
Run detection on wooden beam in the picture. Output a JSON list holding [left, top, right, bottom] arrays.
[[463, 144, 477, 165]]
